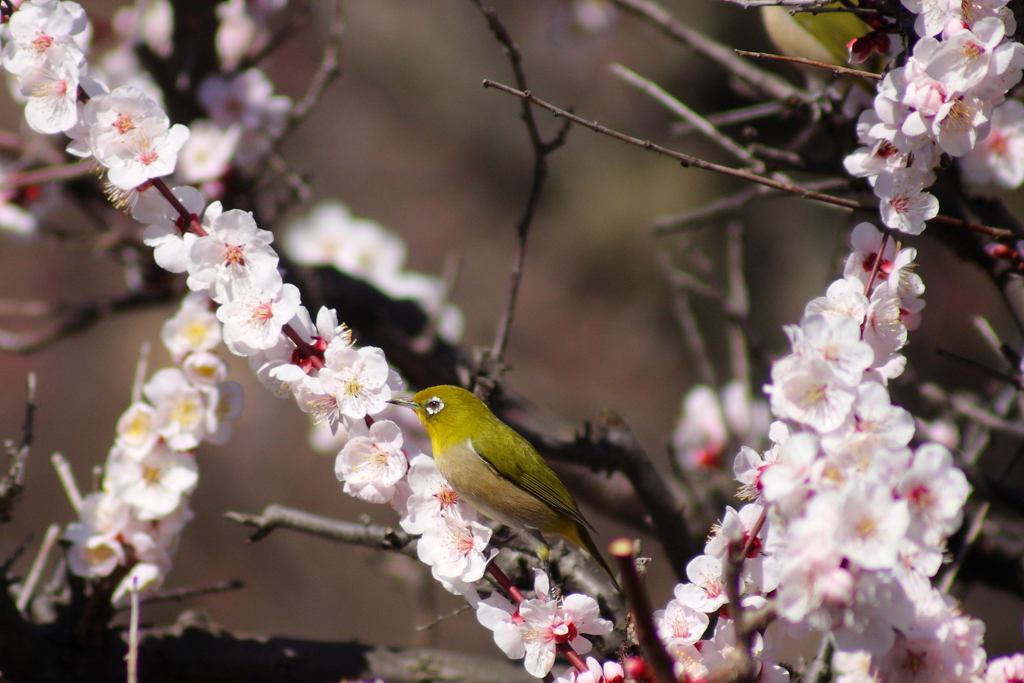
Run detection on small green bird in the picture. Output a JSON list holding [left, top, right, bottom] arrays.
[[390, 385, 619, 590]]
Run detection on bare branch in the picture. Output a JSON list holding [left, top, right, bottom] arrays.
[[609, 63, 763, 170], [224, 504, 417, 555], [718, 0, 830, 7], [610, 0, 810, 104], [660, 254, 718, 385], [670, 101, 785, 136], [0, 161, 94, 193], [735, 49, 883, 81], [267, 0, 343, 149], [480, 79, 1014, 240], [113, 579, 246, 610], [0, 290, 176, 354], [468, 0, 572, 390], [652, 179, 849, 233]]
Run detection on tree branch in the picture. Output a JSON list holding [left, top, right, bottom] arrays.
[[224, 505, 417, 555], [480, 79, 1014, 240], [468, 0, 572, 394], [610, 0, 810, 104]]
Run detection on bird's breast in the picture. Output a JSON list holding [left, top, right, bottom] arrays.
[[435, 439, 559, 531]]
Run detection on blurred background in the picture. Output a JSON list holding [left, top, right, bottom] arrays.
[[1, 0, 1023, 661]]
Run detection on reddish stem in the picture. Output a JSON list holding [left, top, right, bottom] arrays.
[[485, 560, 589, 678], [864, 232, 890, 296], [152, 178, 206, 236], [281, 324, 325, 370], [485, 560, 526, 604]]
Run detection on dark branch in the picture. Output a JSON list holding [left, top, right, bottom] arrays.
[[468, 0, 572, 396]]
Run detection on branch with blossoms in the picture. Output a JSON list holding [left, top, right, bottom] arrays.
[[6, 0, 1024, 682]]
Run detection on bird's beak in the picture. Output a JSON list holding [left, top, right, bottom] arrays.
[[388, 397, 420, 409]]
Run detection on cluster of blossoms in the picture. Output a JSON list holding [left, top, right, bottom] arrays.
[[647, 223, 986, 682], [844, 0, 1024, 231], [284, 200, 465, 345], [63, 291, 242, 602], [2, 0, 478, 612]]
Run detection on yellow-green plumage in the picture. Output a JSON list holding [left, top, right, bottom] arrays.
[[393, 386, 619, 590]]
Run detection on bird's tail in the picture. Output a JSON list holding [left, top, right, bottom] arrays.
[[563, 520, 621, 592]]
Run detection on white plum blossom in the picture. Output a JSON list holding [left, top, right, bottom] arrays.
[[186, 208, 278, 301], [115, 402, 159, 458], [767, 355, 857, 433], [961, 99, 1024, 187], [198, 69, 290, 135], [176, 119, 240, 184], [2, 0, 87, 76], [416, 512, 493, 594], [476, 593, 526, 660], [874, 170, 939, 235], [104, 443, 198, 521], [335, 420, 410, 504], [400, 454, 476, 534], [161, 291, 221, 361], [518, 592, 613, 677], [63, 491, 130, 578], [315, 344, 395, 422], [674, 554, 728, 613], [144, 367, 207, 450], [672, 385, 727, 470], [655, 587, 710, 648], [897, 443, 971, 543], [182, 351, 229, 388], [836, 481, 911, 571], [105, 117, 190, 190], [215, 269, 301, 356], [20, 50, 80, 134]]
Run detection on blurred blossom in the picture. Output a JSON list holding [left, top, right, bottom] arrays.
[[177, 120, 241, 184], [112, 0, 173, 58]]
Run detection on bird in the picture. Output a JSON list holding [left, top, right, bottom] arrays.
[[390, 385, 620, 591]]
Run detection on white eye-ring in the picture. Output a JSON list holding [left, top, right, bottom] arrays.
[[425, 397, 445, 415]]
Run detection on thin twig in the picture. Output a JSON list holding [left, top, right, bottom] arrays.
[[225, 505, 417, 555], [720, 0, 831, 6], [670, 101, 785, 136], [269, 0, 343, 149], [470, 0, 572, 382], [16, 523, 60, 614], [725, 221, 750, 390], [610, 0, 810, 104], [414, 604, 472, 631], [937, 348, 1023, 390], [609, 539, 676, 683], [131, 341, 150, 405], [660, 254, 717, 385], [948, 395, 1024, 437], [735, 50, 883, 81], [0, 290, 177, 353], [609, 63, 763, 170], [652, 179, 850, 233], [232, 3, 311, 74], [51, 453, 83, 514], [0, 161, 94, 193], [114, 579, 245, 610], [480, 80, 1014, 240], [864, 232, 889, 295]]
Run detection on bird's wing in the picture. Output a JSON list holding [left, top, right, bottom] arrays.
[[469, 431, 595, 532]]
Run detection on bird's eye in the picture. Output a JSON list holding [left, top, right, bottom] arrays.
[[425, 397, 445, 415]]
